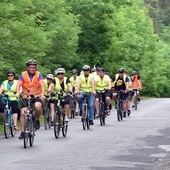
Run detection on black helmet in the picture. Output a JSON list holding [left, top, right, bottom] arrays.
[[132, 71, 137, 75], [71, 69, 78, 74], [98, 67, 105, 72], [118, 68, 124, 73], [7, 70, 15, 76], [26, 59, 37, 66]]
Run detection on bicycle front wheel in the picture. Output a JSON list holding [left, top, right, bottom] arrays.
[[24, 116, 29, 148], [62, 114, 68, 137], [99, 103, 105, 126], [44, 106, 51, 130], [4, 111, 10, 138], [10, 118, 16, 137], [54, 113, 60, 139], [134, 95, 138, 110], [29, 117, 36, 147]]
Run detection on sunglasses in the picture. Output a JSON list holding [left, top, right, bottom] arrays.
[[57, 73, 64, 75], [83, 69, 89, 72], [47, 78, 52, 81], [8, 75, 14, 77]]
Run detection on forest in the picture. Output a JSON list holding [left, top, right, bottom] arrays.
[[0, 0, 169, 97]]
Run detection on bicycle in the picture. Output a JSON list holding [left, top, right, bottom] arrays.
[[132, 89, 140, 110], [81, 92, 91, 130], [1, 94, 16, 138], [43, 95, 51, 130], [69, 94, 76, 119], [116, 90, 124, 121], [20, 94, 36, 148], [96, 90, 107, 126], [53, 91, 70, 139]]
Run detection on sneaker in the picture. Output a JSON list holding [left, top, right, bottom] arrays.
[[79, 110, 82, 116], [127, 110, 131, 116], [65, 116, 69, 122], [75, 110, 79, 116], [132, 105, 134, 108], [137, 98, 140, 102], [18, 132, 24, 140], [123, 112, 126, 117], [35, 120, 40, 130], [14, 125, 19, 131], [89, 120, 94, 125]]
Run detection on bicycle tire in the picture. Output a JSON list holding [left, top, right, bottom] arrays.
[[86, 109, 90, 129], [4, 111, 10, 138], [120, 101, 123, 121], [29, 117, 35, 147], [62, 114, 68, 137], [82, 105, 87, 130], [10, 118, 16, 137], [134, 95, 137, 110], [54, 113, 60, 139], [44, 106, 51, 130], [99, 103, 104, 126], [24, 116, 29, 148]]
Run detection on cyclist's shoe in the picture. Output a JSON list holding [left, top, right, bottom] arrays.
[[51, 121, 54, 126], [95, 113, 99, 119], [35, 120, 40, 130], [14, 125, 19, 131], [18, 132, 24, 140], [89, 120, 94, 125], [132, 105, 134, 108], [79, 110, 82, 116], [123, 112, 126, 117], [137, 98, 140, 102], [127, 110, 131, 116], [75, 110, 79, 116], [64, 116, 69, 122]]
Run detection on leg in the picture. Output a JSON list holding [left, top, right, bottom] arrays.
[[77, 93, 84, 116], [50, 102, 55, 122], [11, 101, 19, 129], [87, 94, 95, 123]]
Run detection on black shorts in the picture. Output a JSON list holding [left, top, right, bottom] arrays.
[[21, 98, 42, 108], [114, 90, 127, 100], [0, 100, 19, 114], [95, 90, 110, 99]]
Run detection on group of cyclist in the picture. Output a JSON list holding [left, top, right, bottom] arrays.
[[0, 59, 142, 139]]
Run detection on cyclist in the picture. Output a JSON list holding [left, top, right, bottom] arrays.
[[17, 59, 45, 139], [112, 68, 129, 117], [91, 66, 99, 80], [69, 69, 79, 114], [44, 74, 55, 125], [0, 70, 19, 130], [48, 68, 72, 122], [131, 71, 142, 108], [75, 65, 95, 125], [94, 67, 111, 118], [124, 70, 132, 116]]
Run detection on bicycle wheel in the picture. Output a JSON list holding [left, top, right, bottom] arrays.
[[44, 106, 51, 130], [24, 116, 29, 148], [82, 105, 87, 130], [10, 118, 16, 137], [54, 113, 60, 139], [29, 117, 36, 147], [117, 101, 123, 121], [99, 103, 105, 126], [134, 95, 137, 110], [62, 114, 68, 137], [4, 111, 10, 138]]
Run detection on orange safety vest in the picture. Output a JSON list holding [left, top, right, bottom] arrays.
[[131, 75, 142, 89], [22, 71, 42, 98]]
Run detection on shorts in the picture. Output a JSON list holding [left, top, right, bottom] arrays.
[[95, 90, 110, 100], [0, 100, 19, 114], [21, 98, 42, 108], [113, 90, 127, 100]]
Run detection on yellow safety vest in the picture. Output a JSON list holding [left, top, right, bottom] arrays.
[[69, 76, 79, 88], [54, 77, 68, 91], [3, 80, 18, 101], [112, 74, 127, 87], [80, 74, 93, 92], [95, 75, 109, 91]]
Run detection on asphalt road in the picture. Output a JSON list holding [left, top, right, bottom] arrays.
[[1, 98, 170, 170]]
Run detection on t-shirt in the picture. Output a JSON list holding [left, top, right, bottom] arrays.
[[112, 75, 129, 90]]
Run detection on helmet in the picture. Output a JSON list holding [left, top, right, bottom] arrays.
[[47, 74, 54, 79], [82, 65, 90, 70], [98, 67, 105, 72], [132, 71, 137, 75], [71, 69, 78, 74], [7, 70, 15, 76], [55, 68, 65, 75], [118, 68, 124, 73], [26, 59, 37, 66]]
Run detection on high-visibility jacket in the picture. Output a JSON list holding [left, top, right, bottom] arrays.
[[44, 79, 49, 93], [22, 71, 42, 98], [69, 76, 79, 88], [54, 77, 68, 91], [95, 75, 109, 91], [79, 74, 93, 92], [131, 75, 142, 89], [3, 80, 18, 101], [112, 74, 127, 87]]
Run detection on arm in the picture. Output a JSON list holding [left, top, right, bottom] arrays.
[[0, 84, 4, 94], [75, 77, 81, 94], [48, 83, 54, 92], [39, 79, 45, 96]]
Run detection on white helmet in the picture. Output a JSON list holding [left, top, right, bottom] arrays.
[[82, 65, 90, 70], [47, 74, 54, 79], [55, 68, 65, 75]]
